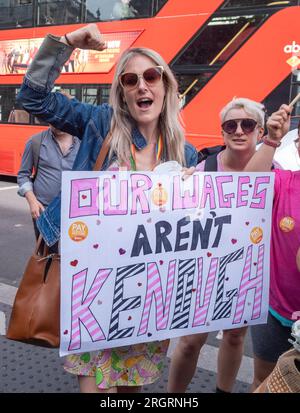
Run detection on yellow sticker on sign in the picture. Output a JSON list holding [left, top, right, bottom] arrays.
[[68, 221, 88, 242], [250, 227, 263, 244]]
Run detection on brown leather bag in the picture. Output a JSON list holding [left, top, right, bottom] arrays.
[[6, 132, 112, 348], [6, 236, 60, 347]]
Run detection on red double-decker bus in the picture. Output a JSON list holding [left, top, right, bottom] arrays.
[[0, 0, 299, 176]]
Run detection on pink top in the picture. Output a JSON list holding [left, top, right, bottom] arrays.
[[196, 152, 282, 172], [196, 152, 224, 172], [270, 169, 300, 320]]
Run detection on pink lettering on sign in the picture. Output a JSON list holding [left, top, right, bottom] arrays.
[[103, 178, 128, 215], [172, 175, 200, 210], [138, 260, 176, 335], [131, 174, 152, 214], [237, 176, 250, 207], [215, 175, 234, 208], [69, 178, 99, 218], [200, 175, 216, 209], [233, 244, 264, 324], [250, 176, 271, 209], [192, 257, 218, 326], [68, 268, 112, 351]]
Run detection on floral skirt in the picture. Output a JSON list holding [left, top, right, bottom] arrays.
[[64, 339, 169, 389]]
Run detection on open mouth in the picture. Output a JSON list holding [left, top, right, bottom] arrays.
[[137, 98, 153, 108]]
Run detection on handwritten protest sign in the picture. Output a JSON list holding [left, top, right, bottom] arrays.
[[60, 171, 274, 356]]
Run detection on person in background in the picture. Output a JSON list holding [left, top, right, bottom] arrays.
[[253, 242, 300, 393], [112, 0, 137, 20], [17, 23, 197, 393], [17, 122, 80, 241], [243, 103, 300, 390], [270, 118, 300, 170], [168, 98, 270, 393]]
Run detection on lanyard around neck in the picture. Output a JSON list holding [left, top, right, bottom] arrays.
[[130, 135, 163, 171]]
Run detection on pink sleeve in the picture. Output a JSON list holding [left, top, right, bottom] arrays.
[[273, 169, 283, 201]]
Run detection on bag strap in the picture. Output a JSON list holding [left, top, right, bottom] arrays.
[[31, 130, 47, 172], [35, 235, 49, 256], [93, 132, 112, 171], [204, 152, 219, 172]]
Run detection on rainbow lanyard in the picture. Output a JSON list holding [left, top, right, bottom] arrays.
[[129, 135, 163, 171]]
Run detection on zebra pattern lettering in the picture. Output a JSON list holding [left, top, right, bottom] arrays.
[[193, 257, 218, 327], [108, 263, 144, 341], [212, 248, 244, 321], [170, 259, 196, 329]]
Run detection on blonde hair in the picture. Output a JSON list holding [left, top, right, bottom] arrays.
[[220, 97, 265, 128], [108, 47, 186, 166]]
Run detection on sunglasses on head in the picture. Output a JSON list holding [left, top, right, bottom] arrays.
[[222, 118, 258, 134], [120, 66, 164, 89]]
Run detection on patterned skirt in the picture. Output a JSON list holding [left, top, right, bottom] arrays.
[[64, 339, 169, 389]]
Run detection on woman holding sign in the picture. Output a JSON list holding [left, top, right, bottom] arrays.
[[168, 98, 279, 393], [173, 101, 298, 392], [17, 24, 197, 393], [243, 102, 300, 391]]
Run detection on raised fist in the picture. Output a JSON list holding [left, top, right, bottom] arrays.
[[63, 24, 106, 51], [266, 104, 291, 142]]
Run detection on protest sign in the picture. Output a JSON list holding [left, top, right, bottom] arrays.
[[60, 171, 274, 356]]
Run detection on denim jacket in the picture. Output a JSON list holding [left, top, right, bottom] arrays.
[[17, 35, 198, 246]]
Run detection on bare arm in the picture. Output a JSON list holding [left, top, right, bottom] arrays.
[[25, 191, 45, 219], [244, 104, 291, 172]]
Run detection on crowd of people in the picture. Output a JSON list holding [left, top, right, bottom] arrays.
[[15, 23, 300, 393]]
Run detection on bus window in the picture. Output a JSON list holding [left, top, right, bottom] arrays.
[[172, 12, 267, 106], [0, 84, 111, 125], [0, 0, 168, 29], [57, 84, 110, 105], [0, 86, 18, 122], [0, 0, 33, 29], [82, 86, 110, 105], [8, 108, 30, 124], [222, 0, 299, 8], [176, 73, 214, 106], [84, 0, 167, 22], [85, 0, 113, 21], [174, 14, 266, 68], [36, 0, 82, 26]]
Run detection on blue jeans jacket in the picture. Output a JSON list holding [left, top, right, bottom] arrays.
[[17, 35, 198, 246]]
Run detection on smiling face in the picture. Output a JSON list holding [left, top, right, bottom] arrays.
[[120, 54, 166, 132], [222, 108, 264, 154]]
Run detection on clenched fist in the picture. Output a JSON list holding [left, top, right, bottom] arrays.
[[61, 24, 106, 51], [266, 104, 291, 143]]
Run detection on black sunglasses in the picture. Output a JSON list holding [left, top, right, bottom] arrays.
[[120, 66, 164, 89], [222, 118, 258, 134]]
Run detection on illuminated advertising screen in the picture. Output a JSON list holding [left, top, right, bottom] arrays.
[[0, 30, 142, 75]]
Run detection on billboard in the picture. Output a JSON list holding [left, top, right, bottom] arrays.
[[0, 30, 142, 75]]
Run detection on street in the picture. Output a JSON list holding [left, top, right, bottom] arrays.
[[0, 178, 253, 393]]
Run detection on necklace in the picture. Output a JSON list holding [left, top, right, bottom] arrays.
[[129, 135, 163, 171]]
